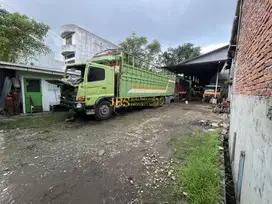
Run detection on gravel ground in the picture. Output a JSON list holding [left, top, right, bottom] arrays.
[[0, 103, 221, 204]]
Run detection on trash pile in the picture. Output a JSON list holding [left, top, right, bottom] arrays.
[[212, 99, 230, 114], [198, 119, 230, 135]]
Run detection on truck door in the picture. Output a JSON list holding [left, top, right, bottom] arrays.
[[85, 66, 114, 106]]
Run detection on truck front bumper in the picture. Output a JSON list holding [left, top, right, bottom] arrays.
[[61, 99, 85, 112], [60, 99, 96, 115]]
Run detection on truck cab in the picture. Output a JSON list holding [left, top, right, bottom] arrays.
[[202, 85, 222, 103], [52, 62, 115, 120]]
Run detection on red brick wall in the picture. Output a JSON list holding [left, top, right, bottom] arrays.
[[234, 0, 272, 96]]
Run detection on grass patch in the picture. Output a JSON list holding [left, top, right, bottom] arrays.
[[0, 112, 66, 129], [162, 131, 221, 204], [180, 131, 220, 204]]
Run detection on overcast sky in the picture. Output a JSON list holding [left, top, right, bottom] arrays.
[[1, 0, 236, 59]]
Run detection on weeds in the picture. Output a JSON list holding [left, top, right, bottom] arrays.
[[180, 131, 220, 204], [163, 130, 221, 204], [0, 113, 66, 129]]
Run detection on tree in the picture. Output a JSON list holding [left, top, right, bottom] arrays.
[[0, 9, 50, 62], [119, 32, 162, 67], [119, 32, 201, 68], [161, 43, 201, 66]]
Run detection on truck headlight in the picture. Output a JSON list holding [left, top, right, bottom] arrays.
[[76, 103, 82, 109]]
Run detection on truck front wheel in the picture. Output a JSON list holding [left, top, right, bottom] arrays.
[[94, 101, 113, 120]]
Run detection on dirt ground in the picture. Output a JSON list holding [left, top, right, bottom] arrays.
[[0, 103, 221, 204]]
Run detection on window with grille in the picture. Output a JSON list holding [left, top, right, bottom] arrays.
[[48, 83, 58, 91]]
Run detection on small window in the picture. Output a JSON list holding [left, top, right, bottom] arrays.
[[66, 35, 72, 45], [88, 67, 105, 82], [65, 53, 75, 60], [26, 79, 40, 92], [66, 60, 75, 64]]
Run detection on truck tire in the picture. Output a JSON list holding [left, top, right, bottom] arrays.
[[94, 101, 113, 120], [150, 97, 160, 108], [158, 97, 165, 107]]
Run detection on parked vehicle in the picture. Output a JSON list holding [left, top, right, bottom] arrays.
[[50, 49, 175, 120], [193, 86, 204, 97], [202, 85, 221, 103], [175, 77, 189, 101]]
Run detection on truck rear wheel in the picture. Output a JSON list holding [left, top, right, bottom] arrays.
[[158, 97, 165, 107], [94, 101, 113, 120]]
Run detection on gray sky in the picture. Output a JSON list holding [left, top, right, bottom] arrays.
[[1, 0, 236, 58]]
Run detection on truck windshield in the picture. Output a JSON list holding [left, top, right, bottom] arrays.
[[65, 64, 86, 85]]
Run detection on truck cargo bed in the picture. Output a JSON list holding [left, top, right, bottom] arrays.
[[119, 64, 175, 98], [92, 49, 176, 98]]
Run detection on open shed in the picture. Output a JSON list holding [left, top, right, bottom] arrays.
[[165, 45, 230, 86]]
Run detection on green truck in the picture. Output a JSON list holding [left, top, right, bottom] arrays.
[[52, 49, 175, 120]]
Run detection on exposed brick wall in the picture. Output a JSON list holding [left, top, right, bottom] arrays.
[[234, 0, 272, 96]]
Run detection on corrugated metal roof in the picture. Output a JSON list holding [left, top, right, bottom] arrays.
[[0, 61, 65, 75], [179, 45, 229, 65]]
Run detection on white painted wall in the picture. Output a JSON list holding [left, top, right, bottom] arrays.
[[29, 52, 65, 70], [41, 80, 60, 111], [17, 71, 62, 113], [61, 24, 119, 63], [229, 95, 272, 204], [72, 33, 76, 45]]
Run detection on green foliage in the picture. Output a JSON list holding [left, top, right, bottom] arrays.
[[119, 31, 162, 67], [0, 9, 50, 62], [224, 79, 233, 85], [119, 33, 201, 67], [119, 31, 148, 58], [179, 131, 220, 204], [162, 43, 201, 66], [159, 131, 221, 204]]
